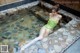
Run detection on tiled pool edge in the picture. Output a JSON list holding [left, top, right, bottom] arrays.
[[0, 0, 38, 11]]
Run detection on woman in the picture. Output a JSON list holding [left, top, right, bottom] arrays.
[[38, 9, 62, 40], [20, 7, 62, 51]]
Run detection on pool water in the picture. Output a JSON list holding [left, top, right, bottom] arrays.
[[0, 6, 50, 50]]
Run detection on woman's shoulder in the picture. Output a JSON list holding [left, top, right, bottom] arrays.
[[57, 14, 62, 18]]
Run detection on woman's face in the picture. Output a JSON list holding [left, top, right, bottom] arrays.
[[52, 10, 57, 15]]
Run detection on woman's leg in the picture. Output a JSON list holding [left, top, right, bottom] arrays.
[[20, 27, 50, 51], [38, 26, 50, 40]]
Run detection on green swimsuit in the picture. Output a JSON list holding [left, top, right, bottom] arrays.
[[44, 18, 58, 29]]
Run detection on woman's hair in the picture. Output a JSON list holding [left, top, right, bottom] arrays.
[[52, 4, 60, 12]]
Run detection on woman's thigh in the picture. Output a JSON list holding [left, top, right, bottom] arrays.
[[39, 26, 51, 37], [39, 26, 46, 36]]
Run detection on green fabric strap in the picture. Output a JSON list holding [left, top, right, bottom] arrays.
[[45, 18, 58, 29]]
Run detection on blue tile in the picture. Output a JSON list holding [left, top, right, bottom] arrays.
[[38, 48, 46, 53]]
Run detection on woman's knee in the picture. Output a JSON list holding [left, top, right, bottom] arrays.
[[38, 36, 44, 40]]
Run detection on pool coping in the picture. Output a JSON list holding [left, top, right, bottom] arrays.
[[0, 1, 39, 16], [0, 0, 38, 11]]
